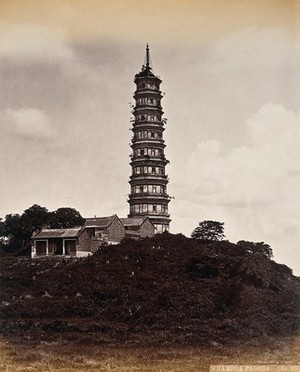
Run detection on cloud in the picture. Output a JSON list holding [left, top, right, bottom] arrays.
[[1, 108, 56, 140], [181, 103, 300, 207], [171, 103, 300, 272], [209, 27, 295, 69], [0, 22, 74, 63], [248, 103, 300, 151]]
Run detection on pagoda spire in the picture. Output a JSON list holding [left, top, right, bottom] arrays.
[[145, 43, 150, 68]]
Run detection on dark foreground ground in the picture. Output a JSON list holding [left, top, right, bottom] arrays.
[[0, 234, 299, 370], [1, 335, 300, 371]]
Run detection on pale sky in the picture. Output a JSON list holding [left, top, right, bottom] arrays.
[[0, 1, 299, 274]]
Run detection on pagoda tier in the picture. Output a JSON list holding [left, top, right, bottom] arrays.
[[127, 45, 171, 233]]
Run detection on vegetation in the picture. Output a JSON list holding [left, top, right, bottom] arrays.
[[0, 233, 298, 347], [237, 240, 273, 259], [0, 204, 85, 255], [191, 220, 225, 241]]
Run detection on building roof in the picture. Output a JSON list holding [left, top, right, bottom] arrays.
[[84, 215, 117, 229], [120, 216, 153, 228], [32, 228, 82, 239]]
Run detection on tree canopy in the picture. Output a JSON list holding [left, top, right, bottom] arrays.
[[237, 240, 273, 259], [0, 205, 85, 254], [191, 220, 225, 242], [49, 207, 85, 229]]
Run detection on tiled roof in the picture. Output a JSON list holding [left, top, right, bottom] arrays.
[[120, 217, 147, 227], [32, 228, 82, 239], [84, 215, 116, 229]]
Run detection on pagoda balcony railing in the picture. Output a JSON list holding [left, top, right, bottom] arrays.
[[132, 119, 163, 125], [130, 153, 166, 159], [134, 103, 162, 108], [128, 193, 170, 198], [132, 123, 166, 130], [134, 89, 162, 96], [130, 156, 168, 163], [130, 211, 170, 218], [132, 123, 165, 129], [133, 106, 163, 112], [132, 138, 165, 144], [130, 174, 168, 180]]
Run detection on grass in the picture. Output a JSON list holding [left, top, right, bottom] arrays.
[[0, 334, 299, 371]]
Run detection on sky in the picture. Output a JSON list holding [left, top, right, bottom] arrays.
[[0, 0, 299, 274]]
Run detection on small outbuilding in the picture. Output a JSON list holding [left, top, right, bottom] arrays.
[[84, 214, 126, 244], [120, 216, 155, 239], [31, 227, 93, 258]]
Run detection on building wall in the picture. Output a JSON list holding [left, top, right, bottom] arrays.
[[140, 219, 155, 238], [91, 237, 104, 252], [107, 217, 126, 243], [78, 229, 93, 252]]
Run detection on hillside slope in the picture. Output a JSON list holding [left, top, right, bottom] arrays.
[[0, 233, 299, 345]]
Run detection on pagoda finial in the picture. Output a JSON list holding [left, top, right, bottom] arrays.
[[146, 43, 150, 67]]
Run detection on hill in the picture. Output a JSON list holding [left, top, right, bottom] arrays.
[[0, 233, 299, 346]]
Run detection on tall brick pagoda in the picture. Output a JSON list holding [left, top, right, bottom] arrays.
[[128, 44, 171, 233]]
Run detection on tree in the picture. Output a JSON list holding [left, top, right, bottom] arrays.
[[21, 204, 50, 235], [49, 207, 85, 229], [0, 218, 5, 237], [191, 220, 225, 241], [1, 213, 28, 251], [237, 240, 273, 259], [0, 205, 84, 254]]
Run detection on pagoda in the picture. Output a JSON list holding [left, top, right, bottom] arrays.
[[128, 45, 171, 233]]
